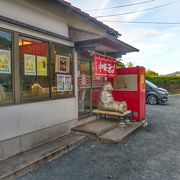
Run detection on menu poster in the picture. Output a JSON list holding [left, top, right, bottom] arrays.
[[57, 74, 65, 92], [0, 49, 11, 74], [37, 56, 47, 76], [55, 55, 70, 73], [65, 75, 72, 91], [24, 54, 36, 76]]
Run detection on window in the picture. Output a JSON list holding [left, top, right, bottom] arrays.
[[51, 43, 73, 98], [114, 74, 138, 91], [0, 30, 13, 104], [19, 36, 49, 101], [78, 59, 91, 116], [0, 30, 74, 106], [92, 62, 103, 109]]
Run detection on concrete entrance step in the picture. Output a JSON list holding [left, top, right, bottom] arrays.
[[0, 133, 87, 179], [72, 119, 118, 136], [99, 121, 143, 144]]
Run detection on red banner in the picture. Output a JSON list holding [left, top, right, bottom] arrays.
[[94, 54, 117, 77]]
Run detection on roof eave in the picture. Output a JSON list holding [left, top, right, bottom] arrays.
[[51, 0, 121, 38]]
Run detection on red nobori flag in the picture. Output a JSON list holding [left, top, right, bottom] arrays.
[[94, 54, 117, 77]]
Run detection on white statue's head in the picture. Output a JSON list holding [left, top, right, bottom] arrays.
[[102, 81, 113, 92]]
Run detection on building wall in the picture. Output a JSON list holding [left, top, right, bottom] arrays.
[[0, 0, 105, 160], [0, 0, 106, 38], [0, 0, 80, 160], [0, 0, 69, 38], [0, 98, 78, 142], [0, 21, 73, 47], [22, 0, 107, 36], [0, 118, 76, 160]]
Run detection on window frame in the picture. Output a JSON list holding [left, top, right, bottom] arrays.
[[18, 35, 51, 103], [0, 27, 15, 106], [0, 28, 75, 106], [50, 42, 75, 99]]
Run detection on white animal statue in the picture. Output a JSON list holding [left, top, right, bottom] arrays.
[[98, 81, 127, 113]]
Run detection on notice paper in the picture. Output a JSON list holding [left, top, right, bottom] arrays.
[[24, 54, 36, 76], [0, 49, 11, 74], [37, 56, 47, 76]]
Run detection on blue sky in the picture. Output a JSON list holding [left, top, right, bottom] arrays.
[[67, 0, 180, 75]]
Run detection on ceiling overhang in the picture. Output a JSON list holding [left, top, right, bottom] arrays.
[[75, 35, 139, 57]]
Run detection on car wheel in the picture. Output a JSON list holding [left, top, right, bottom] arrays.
[[147, 95, 158, 105]]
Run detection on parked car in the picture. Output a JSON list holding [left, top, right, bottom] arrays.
[[146, 80, 168, 105]]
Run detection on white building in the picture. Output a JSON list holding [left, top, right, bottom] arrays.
[[0, 0, 138, 160]]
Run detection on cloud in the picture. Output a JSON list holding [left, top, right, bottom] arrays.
[[137, 28, 162, 38], [122, 26, 180, 74], [94, 0, 110, 17], [67, 0, 180, 74]]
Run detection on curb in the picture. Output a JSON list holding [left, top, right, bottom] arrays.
[[0, 134, 87, 180]]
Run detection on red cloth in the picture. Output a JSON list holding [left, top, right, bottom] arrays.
[[94, 54, 117, 77]]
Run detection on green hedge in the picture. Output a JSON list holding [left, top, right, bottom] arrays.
[[146, 76, 180, 94]]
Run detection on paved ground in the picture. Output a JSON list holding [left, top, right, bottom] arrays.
[[17, 95, 180, 180]]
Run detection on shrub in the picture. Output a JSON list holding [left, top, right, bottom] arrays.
[[146, 76, 180, 94]]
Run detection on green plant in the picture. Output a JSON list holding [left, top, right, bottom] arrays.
[[146, 76, 180, 94]]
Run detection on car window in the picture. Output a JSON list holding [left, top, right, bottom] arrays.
[[146, 84, 150, 89], [146, 80, 158, 89]]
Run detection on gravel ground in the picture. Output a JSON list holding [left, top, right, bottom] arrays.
[[17, 95, 180, 180]]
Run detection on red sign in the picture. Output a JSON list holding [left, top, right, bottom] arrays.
[[78, 74, 91, 88], [93, 77, 103, 87], [94, 54, 117, 77], [20, 40, 48, 56]]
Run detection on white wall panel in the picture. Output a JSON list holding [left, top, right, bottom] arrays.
[[0, 106, 19, 141], [0, 98, 77, 141], [0, 0, 68, 37]]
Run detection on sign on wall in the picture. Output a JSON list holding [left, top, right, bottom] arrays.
[[94, 54, 117, 77]]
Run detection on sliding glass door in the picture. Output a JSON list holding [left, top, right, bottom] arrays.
[[78, 59, 91, 117]]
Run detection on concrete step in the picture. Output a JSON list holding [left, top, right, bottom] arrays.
[[99, 121, 143, 144], [0, 133, 87, 179], [72, 119, 118, 136]]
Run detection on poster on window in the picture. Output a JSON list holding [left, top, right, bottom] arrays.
[[65, 75, 72, 91], [0, 49, 11, 74], [55, 55, 70, 73], [57, 74, 65, 92], [78, 74, 91, 88], [37, 56, 47, 76], [24, 54, 36, 75], [57, 74, 72, 92], [93, 76, 103, 88]]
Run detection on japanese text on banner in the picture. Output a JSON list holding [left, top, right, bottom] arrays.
[[94, 54, 117, 77]]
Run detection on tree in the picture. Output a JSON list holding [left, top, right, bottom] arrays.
[[146, 69, 158, 76], [116, 59, 125, 68], [126, 62, 134, 68], [116, 61, 125, 68]]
